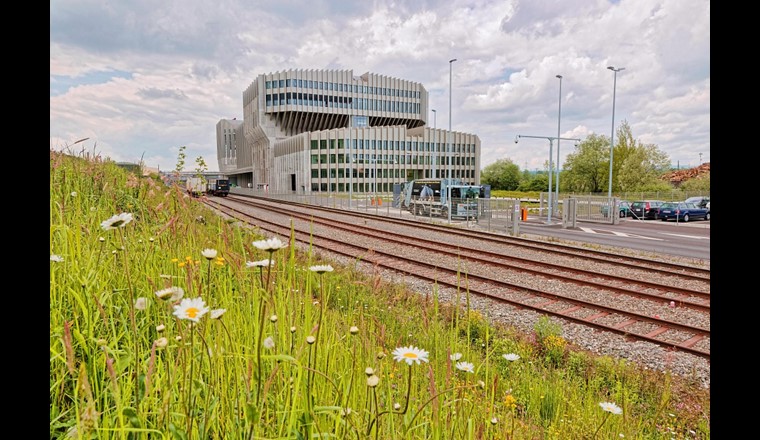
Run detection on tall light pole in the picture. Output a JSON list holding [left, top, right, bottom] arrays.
[[555, 74, 563, 212], [607, 66, 624, 198], [432, 109, 437, 178], [448, 58, 457, 223], [516, 135, 581, 224]]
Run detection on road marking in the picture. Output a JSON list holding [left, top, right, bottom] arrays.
[[578, 227, 663, 241], [661, 233, 710, 240], [610, 231, 662, 241]]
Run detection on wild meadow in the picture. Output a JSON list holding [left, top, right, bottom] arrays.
[[50, 150, 710, 439]]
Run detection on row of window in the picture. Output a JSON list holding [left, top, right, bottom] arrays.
[[310, 154, 474, 167], [309, 139, 476, 154], [265, 79, 421, 99], [309, 168, 475, 181], [265, 93, 419, 114]]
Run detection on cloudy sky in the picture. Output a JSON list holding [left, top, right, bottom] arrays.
[[50, 0, 709, 173]]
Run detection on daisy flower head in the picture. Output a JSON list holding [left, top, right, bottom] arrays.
[[50, 254, 64, 263], [309, 265, 334, 274], [450, 352, 462, 361], [393, 403, 401, 410], [172, 297, 209, 323], [392, 345, 429, 365], [366, 375, 380, 387], [100, 212, 134, 231], [599, 402, 623, 415], [210, 309, 226, 320], [155, 337, 169, 349], [306, 335, 316, 344], [455, 361, 475, 373], [155, 286, 184, 302], [70, 191, 77, 197], [270, 314, 278, 323], [246, 259, 274, 268], [201, 248, 218, 260], [365, 367, 374, 376], [503, 353, 520, 362], [350, 326, 359, 335], [263, 336, 275, 349], [252, 237, 288, 251], [134, 297, 148, 310]]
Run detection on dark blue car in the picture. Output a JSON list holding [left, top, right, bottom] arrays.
[[657, 202, 710, 222]]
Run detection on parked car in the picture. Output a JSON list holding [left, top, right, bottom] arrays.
[[657, 202, 710, 222], [629, 200, 665, 220], [684, 196, 710, 209], [601, 200, 631, 218]]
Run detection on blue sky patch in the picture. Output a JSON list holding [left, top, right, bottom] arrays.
[[50, 70, 132, 97]]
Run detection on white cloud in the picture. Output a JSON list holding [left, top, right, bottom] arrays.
[[50, 0, 709, 172]]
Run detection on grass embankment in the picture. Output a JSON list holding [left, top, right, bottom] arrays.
[[49, 150, 709, 439]]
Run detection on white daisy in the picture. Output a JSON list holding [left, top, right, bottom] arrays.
[[450, 352, 463, 361], [252, 237, 288, 251], [392, 345, 429, 365], [50, 254, 64, 263], [309, 265, 334, 274], [263, 336, 275, 349], [210, 309, 226, 319], [455, 361, 475, 373], [172, 297, 209, 322], [100, 212, 134, 230], [599, 402, 623, 415], [155, 337, 168, 349], [246, 259, 274, 268], [502, 353, 520, 362], [306, 336, 316, 344], [155, 286, 184, 302], [350, 326, 359, 335], [201, 248, 218, 260]]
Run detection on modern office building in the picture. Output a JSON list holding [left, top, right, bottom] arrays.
[[218, 69, 481, 193], [215, 118, 244, 182]]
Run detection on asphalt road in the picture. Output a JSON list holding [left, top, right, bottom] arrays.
[[517, 217, 710, 261]]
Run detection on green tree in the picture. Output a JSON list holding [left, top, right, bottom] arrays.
[[174, 146, 187, 176], [481, 158, 521, 190], [618, 143, 671, 192], [615, 121, 671, 192], [561, 134, 609, 193], [517, 172, 549, 192], [679, 173, 710, 192], [195, 156, 209, 186]]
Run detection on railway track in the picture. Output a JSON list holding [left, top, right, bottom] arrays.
[[205, 195, 710, 360]]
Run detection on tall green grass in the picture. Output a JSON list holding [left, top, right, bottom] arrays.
[[50, 150, 709, 439]]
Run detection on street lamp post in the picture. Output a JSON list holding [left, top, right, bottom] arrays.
[[607, 66, 624, 198], [432, 109, 437, 177], [555, 74, 563, 214], [448, 58, 457, 224], [516, 135, 581, 224]]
